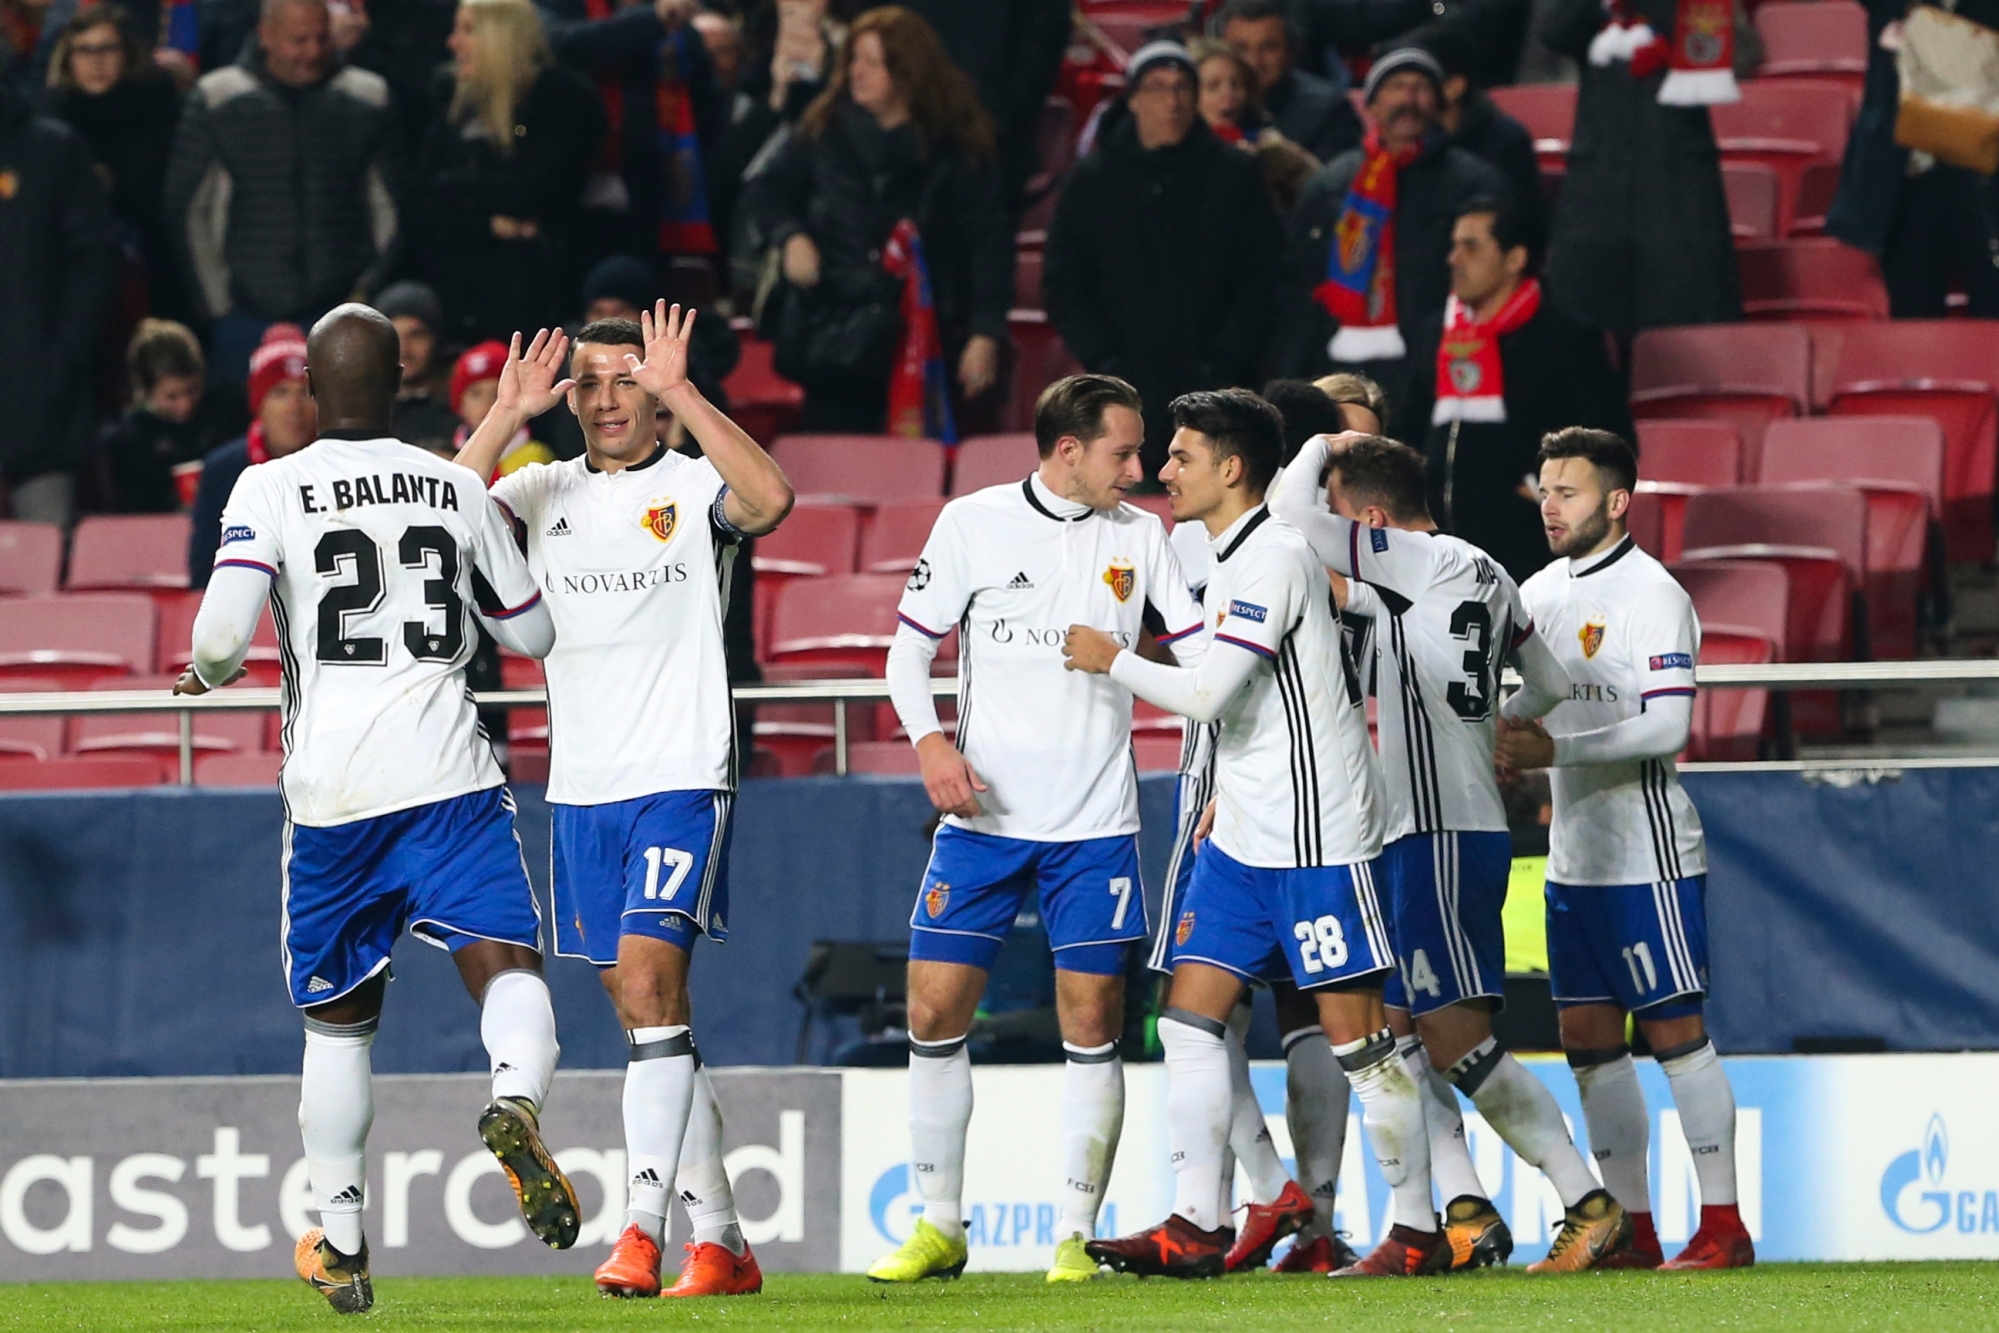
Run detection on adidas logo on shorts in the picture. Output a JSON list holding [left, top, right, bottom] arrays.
[[546, 517, 572, 537], [305, 976, 333, 993], [1007, 571, 1034, 589]]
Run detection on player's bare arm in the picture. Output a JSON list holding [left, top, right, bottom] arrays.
[[626, 301, 794, 536], [454, 328, 575, 480], [914, 733, 986, 818]]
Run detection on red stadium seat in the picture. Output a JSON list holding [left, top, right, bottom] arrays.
[[1629, 482, 1705, 562], [1133, 733, 1183, 772], [768, 436, 946, 504], [1004, 312, 1084, 433], [196, 750, 283, 788], [1014, 249, 1045, 312], [951, 434, 1040, 496], [1636, 420, 1742, 486], [721, 331, 804, 446], [1825, 320, 1999, 561], [1757, 417, 1944, 658], [1629, 323, 1810, 476], [0, 676, 65, 761], [500, 654, 546, 751], [0, 593, 156, 687], [756, 662, 884, 778], [834, 740, 923, 776], [1790, 159, 1841, 236], [1673, 560, 1792, 661], [64, 514, 193, 591], [153, 587, 283, 683], [1133, 699, 1181, 735], [0, 522, 61, 596], [1735, 239, 1888, 322], [751, 502, 863, 659], [860, 500, 948, 574], [1723, 162, 1780, 243], [1127, 494, 1175, 528], [1711, 82, 1853, 234], [0, 755, 172, 790], [1487, 83, 1575, 174], [1686, 628, 1778, 762], [70, 674, 265, 757], [1024, 96, 1076, 203], [766, 573, 913, 676], [1754, 1, 1867, 90]]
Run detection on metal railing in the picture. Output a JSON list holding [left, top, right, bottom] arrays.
[[7, 660, 1998, 784]]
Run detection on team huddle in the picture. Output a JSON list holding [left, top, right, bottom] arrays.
[[179, 301, 1747, 1313]]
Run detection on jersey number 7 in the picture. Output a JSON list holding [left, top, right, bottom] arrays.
[[315, 527, 467, 665]]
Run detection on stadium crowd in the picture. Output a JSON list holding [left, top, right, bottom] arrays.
[[0, 0, 1937, 571]]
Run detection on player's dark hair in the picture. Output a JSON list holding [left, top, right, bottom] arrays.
[[1170, 389, 1284, 495], [1034, 373, 1145, 458], [1457, 192, 1544, 276], [1326, 435, 1430, 523], [1539, 426, 1638, 493], [1260, 379, 1346, 466], [574, 317, 644, 350]]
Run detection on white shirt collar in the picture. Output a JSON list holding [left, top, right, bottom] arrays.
[[1028, 470, 1093, 520], [1209, 503, 1269, 558]]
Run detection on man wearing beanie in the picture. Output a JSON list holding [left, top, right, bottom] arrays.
[[1044, 41, 1282, 477], [1272, 45, 1505, 400], [374, 281, 459, 452], [187, 325, 317, 586]]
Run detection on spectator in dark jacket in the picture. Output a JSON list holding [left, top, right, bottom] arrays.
[[1271, 47, 1503, 397], [102, 317, 247, 512], [162, 0, 408, 382], [898, 0, 1070, 213], [373, 280, 460, 451], [1221, 0, 1363, 163], [1392, 194, 1629, 582], [1540, 0, 1741, 334], [1044, 42, 1283, 474], [747, 5, 1010, 432], [1413, 21, 1540, 217], [0, 77, 113, 526], [417, 0, 606, 345], [1288, 0, 1533, 89], [40, 5, 185, 317], [188, 325, 315, 586]]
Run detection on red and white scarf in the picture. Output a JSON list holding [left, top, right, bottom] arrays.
[[1315, 126, 1424, 364], [1589, 0, 1738, 106], [1431, 278, 1543, 424]]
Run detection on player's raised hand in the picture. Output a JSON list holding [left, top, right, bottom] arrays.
[[625, 299, 695, 399], [494, 329, 576, 419], [915, 732, 986, 817], [1063, 625, 1121, 674]]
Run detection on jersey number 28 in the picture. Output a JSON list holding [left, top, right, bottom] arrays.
[[315, 527, 466, 665]]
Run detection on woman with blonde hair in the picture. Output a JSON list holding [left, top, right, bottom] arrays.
[[416, 0, 607, 342], [1190, 37, 1318, 215], [747, 4, 1011, 432]]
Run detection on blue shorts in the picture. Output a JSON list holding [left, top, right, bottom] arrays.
[[1379, 831, 1511, 1016], [1546, 876, 1709, 1016], [551, 789, 733, 966], [283, 786, 540, 1008], [909, 826, 1145, 976], [1170, 843, 1395, 991]]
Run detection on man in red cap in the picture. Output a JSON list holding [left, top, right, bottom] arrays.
[[451, 342, 556, 477], [187, 325, 317, 585]]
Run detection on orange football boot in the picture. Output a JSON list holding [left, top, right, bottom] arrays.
[[665, 1241, 765, 1296], [594, 1224, 663, 1297]]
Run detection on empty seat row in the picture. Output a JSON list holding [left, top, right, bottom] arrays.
[[0, 515, 193, 599]]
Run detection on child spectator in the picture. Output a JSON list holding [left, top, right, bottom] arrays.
[[453, 340, 557, 479], [99, 318, 245, 512]]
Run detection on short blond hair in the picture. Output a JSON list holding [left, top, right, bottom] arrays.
[[1313, 371, 1389, 425]]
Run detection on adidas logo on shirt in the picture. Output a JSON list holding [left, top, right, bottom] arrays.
[[1006, 571, 1034, 590], [305, 976, 333, 993], [545, 517, 572, 537]]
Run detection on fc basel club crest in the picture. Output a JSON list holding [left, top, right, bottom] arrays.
[[1580, 616, 1607, 659], [1103, 559, 1135, 602], [641, 498, 677, 543], [1176, 912, 1196, 947], [925, 882, 950, 918]]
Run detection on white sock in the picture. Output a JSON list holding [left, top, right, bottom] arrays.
[[908, 1035, 973, 1238], [1404, 1035, 1485, 1205], [482, 969, 559, 1111], [1450, 1038, 1598, 1208], [1058, 1041, 1124, 1237], [300, 1017, 376, 1257], [1282, 1025, 1348, 1236], [1658, 1038, 1737, 1208], [1572, 1050, 1652, 1214], [1337, 1029, 1436, 1234], [1159, 1008, 1232, 1232], [677, 1062, 746, 1255], [1225, 1027, 1292, 1205], [623, 1026, 696, 1241]]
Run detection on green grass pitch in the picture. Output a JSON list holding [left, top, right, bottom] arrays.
[[4, 1265, 1994, 1332]]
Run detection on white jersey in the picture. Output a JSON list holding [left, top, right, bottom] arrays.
[[1335, 524, 1535, 840], [1200, 507, 1384, 869], [897, 475, 1205, 841], [1518, 536, 1707, 885], [1167, 514, 1219, 786], [490, 449, 740, 805], [214, 435, 543, 826]]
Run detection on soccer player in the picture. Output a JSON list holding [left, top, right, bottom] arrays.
[[1065, 390, 1444, 1279], [1494, 427, 1753, 1270], [174, 305, 576, 1315], [455, 305, 794, 1298], [868, 374, 1205, 1284], [1271, 432, 1634, 1272]]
